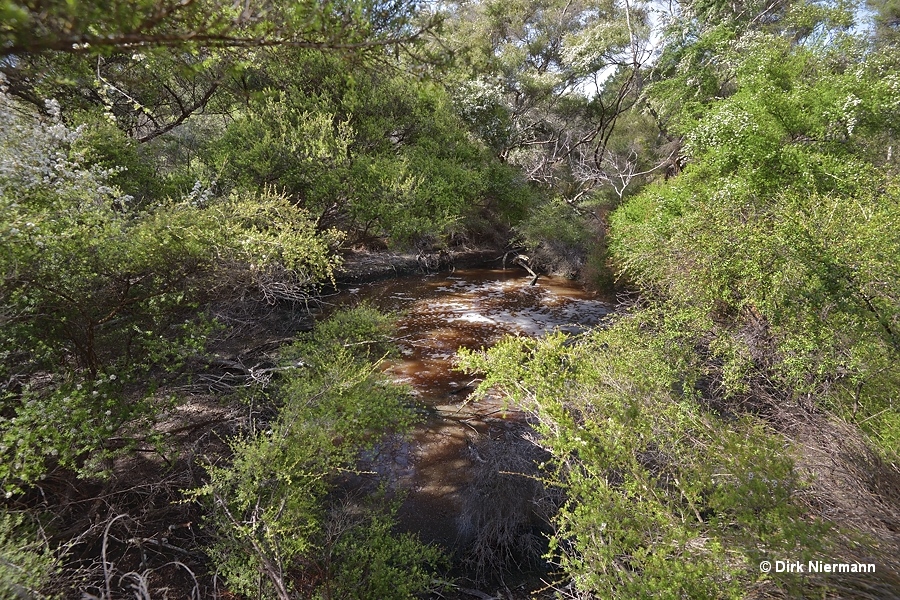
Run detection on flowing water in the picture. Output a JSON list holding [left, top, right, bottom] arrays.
[[334, 267, 612, 555]]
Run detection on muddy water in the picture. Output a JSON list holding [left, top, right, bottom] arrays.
[[337, 268, 611, 549]]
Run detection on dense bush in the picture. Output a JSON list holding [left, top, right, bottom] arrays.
[[206, 54, 533, 246], [460, 321, 827, 598], [0, 511, 58, 597], [611, 36, 900, 453], [2, 0, 899, 596], [195, 307, 445, 599], [0, 83, 341, 492]]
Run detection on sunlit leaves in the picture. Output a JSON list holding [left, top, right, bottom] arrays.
[[209, 59, 525, 245], [458, 315, 822, 598], [0, 87, 341, 489], [612, 31, 900, 451], [0, 512, 57, 595]]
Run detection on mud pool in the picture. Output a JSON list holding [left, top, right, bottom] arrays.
[[333, 268, 612, 554]]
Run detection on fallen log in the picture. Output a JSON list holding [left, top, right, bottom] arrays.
[[501, 250, 539, 285]]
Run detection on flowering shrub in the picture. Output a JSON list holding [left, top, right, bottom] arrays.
[[0, 81, 341, 492], [0, 511, 57, 596]]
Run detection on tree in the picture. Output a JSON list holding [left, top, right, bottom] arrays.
[[611, 30, 900, 446], [1, 0, 434, 143], [0, 0, 427, 57], [440, 0, 660, 206], [204, 49, 532, 245]]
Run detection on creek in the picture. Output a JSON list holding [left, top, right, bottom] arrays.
[[332, 267, 612, 561]]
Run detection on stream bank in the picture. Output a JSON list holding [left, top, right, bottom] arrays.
[[335, 247, 502, 284]]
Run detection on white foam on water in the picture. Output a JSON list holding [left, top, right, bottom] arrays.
[[449, 313, 497, 324]]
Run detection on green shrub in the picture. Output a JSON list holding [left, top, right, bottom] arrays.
[[196, 308, 444, 598], [609, 35, 900, 455], [459, 317, 829, 598], [0, 87, 341, 492], [0, 511, 58, 598], [316, 494, 447, 600]]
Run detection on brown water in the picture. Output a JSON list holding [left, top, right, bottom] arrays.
[[336, 268, 612, 552]]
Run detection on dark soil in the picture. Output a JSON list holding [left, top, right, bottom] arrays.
[[335, 247, 504, 284]]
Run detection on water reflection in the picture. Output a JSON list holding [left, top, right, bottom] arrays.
[[338, 268, 611, 553], [347, 269, 610, 400]]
